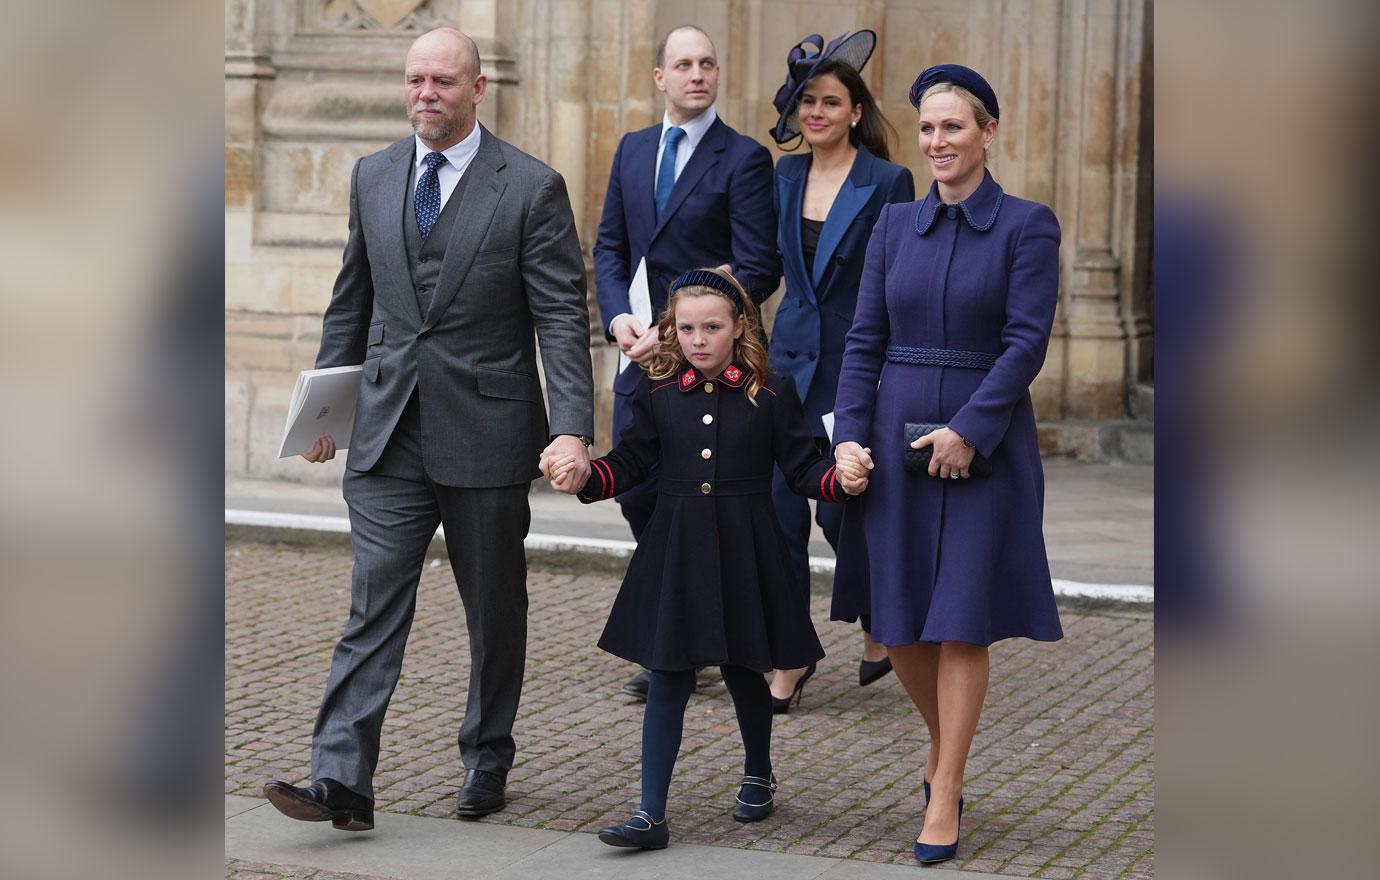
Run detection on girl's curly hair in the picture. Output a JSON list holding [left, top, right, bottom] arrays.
[[645, 267, 770, 404]]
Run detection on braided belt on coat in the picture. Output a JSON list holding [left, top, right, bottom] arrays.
[[885, 346, 997, 371]]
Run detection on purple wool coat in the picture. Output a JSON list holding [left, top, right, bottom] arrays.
[[830, 171, 1065, 646]]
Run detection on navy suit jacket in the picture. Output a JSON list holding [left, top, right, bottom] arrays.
[[594, 116, 780, 398], [768, 147, 914, 436]]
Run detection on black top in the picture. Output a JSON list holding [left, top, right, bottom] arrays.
[[800, 216, 824, 271]]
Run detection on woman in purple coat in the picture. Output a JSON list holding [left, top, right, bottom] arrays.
[[830, 65, 1063, 864]]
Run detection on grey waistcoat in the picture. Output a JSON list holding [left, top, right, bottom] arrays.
[[403, 163, 471, 318]]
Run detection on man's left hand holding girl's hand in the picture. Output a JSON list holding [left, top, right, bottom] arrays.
[[539, 436, 590, 495], [538, 455, 587, 496]]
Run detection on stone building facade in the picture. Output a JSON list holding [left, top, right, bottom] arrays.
[[227, 0, 1151, 485]]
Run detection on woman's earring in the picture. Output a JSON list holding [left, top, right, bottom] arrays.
[[850, 120, 858, 128]]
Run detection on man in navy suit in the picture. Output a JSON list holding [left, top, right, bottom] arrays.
[[594, 25, 779, 538], [593, 24, 779, 697]]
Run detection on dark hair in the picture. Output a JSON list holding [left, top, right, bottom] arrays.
[[788, 58, 896, 161], [655, 25, 713, 69]]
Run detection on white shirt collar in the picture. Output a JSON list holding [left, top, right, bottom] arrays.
[[661, 104, 717, 150], [414, 122, 482, 171]]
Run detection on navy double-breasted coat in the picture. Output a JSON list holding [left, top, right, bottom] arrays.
[[579, 367, 845, 671], [830, 171, 1065, 646], [768, 146, 915, 436]]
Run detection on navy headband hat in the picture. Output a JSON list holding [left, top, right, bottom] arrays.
[[908, 63, 1000, 121], [769, 30, 877, 145], [671, 269, 746, 313]]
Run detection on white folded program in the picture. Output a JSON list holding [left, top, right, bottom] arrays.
[[277, 365, 364, 458], [617, 257, 653, 375]]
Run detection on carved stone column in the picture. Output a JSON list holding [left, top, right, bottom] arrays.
[[1116, 0, 1153, 386], [552, 0, 657, 451], [1059, 0, 1129, 419]]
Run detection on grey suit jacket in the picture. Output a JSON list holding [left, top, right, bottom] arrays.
[[315, 126, 594, 487]]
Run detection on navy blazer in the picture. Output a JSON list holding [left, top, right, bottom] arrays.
[[594, 116, 780, 397], [768, 147, 914, 435]]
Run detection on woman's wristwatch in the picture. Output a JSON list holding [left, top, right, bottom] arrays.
[[951, 428, 975, 449]]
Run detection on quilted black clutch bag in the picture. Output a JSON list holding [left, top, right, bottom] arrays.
[[903, 422, 992, 476]]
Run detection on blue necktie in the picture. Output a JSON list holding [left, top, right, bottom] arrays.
[[415, 151, 447, 239], [654, 127, 686, 220]]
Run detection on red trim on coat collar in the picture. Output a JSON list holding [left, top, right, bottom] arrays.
[[677, 363, 748, 392]]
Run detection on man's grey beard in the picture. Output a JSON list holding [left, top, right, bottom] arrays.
[[409, 106, 458, 143]]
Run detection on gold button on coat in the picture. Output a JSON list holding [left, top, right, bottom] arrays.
[[704, 382, 715, 393], [702, 414, 713, 425], [700, 482, 712, 494], [701, 448, 712, 459]]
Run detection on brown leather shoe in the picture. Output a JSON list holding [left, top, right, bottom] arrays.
[[263, 778, 374, 831]]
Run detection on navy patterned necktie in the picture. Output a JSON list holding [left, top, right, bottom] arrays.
[[654, 126, 686, 219], [415, 151, 447, 239]]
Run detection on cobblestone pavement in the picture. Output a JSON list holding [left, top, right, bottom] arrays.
[[227, 540, 1152, 878]]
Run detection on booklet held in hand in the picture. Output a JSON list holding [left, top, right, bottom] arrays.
[[277, 365, 364, 458]]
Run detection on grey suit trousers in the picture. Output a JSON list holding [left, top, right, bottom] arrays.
[[310, 394, 530, 799]]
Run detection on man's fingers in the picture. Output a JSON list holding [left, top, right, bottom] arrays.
[[301, 435, 332, 462], [629, 333, 658, 357]]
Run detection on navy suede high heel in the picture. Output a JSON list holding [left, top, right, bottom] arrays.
[[914, 792, 963, 864]]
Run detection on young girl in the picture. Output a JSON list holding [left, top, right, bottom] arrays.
[[545, 267, 869, 850]]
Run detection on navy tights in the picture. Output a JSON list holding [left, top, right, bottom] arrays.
[[639, 666, 773, 821]]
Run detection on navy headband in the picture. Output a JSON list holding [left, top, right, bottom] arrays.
[[907, 63, 1000, 121], [671, 269, 746, 313]]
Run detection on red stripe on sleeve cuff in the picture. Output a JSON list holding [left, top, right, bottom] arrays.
[[595, 459, 615, 499]]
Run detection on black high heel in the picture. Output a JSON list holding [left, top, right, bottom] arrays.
[[858, 655, 893, 686], [770, 663, 816, 714]]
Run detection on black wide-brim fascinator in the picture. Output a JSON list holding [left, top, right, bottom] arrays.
[[770, 30, 877, 145], [907, 63, 1000, 120]]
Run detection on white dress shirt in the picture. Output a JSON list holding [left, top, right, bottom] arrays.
[[654, 104, 718, 192], [412, 123, 482, 209], [610, 106, 720, 334]]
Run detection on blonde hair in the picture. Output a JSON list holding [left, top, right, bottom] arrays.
[[646, 268, 770, 404], [917, 81, 997, 161]]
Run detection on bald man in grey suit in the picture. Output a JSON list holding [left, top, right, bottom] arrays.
[[264, 28, 594, 830]]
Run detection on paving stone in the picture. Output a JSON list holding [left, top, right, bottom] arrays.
[[226, 541, 1153, 878]]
